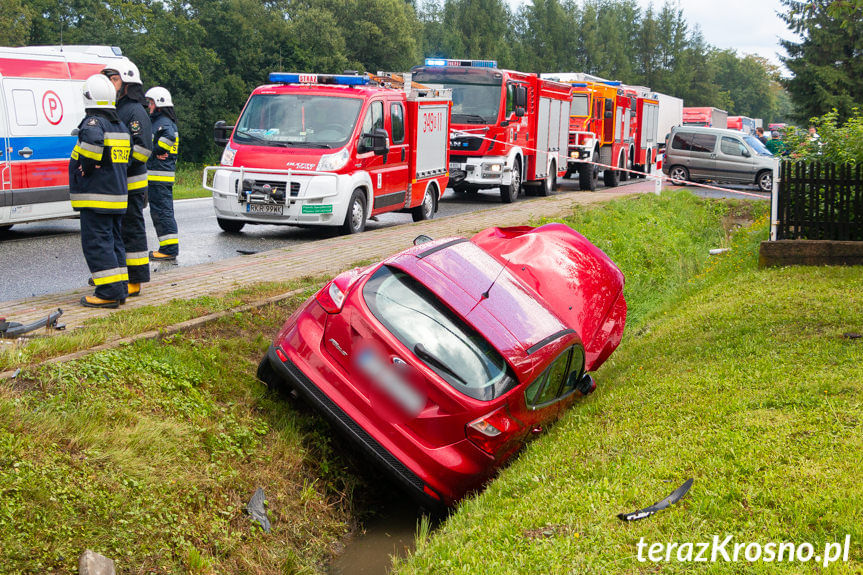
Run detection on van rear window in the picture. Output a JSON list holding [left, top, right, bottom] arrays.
[[671, 132, 716, 153]]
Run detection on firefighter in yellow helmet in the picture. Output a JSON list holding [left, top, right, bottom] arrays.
[[69, 74, 130, 307]]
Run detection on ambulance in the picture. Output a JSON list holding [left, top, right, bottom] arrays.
[[0, 45, 137, 231], [203, 73, 451, 235]]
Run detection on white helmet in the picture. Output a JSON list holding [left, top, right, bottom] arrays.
[[145, 86, 173, 108], [102, 59, 142, 85], [82, 74, 116, 109]]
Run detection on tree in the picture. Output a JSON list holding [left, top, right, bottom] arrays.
[[0, 0, 34, 45], [780, 0, 863, 122]]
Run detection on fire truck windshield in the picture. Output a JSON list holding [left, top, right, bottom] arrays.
[[570, 95, 589, 117], [413, 70, 502, 124], [235, 94, 363, 147]]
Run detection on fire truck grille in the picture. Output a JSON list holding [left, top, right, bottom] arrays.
[[450, 137, 483, 151]]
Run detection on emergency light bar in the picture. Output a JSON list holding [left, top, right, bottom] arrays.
[[268, 72, 370, 86], [423, 58, 497, 68]]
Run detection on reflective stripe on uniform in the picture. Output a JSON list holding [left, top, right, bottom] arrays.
[[92, 267, 129, 285], [132, 145, 152, 162], [69, 193, 128, 210], [149, 170, 175, 183], [127, 173, 148, 191], [159, 234, 179, 246], [126, 251, 150, 266], [103, 132, 131, 147], [157, 136, 174, 151], [75, 141, 104, 160]]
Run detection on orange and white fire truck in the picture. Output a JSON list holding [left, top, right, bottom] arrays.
[[412, 59, 570, 202], [624, 85, 661, 176], [203, 73, 451, 234], [550, 74, 635, 191]]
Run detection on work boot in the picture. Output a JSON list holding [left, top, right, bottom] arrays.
[[127, 283, 141, 297], [80, 295, 120, 309], [150, 250, 177, 261]]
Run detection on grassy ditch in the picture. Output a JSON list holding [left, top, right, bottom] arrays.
[[0, 286, 366, 574], [395, 196, 863, 573], [174, 162, 212, 201]]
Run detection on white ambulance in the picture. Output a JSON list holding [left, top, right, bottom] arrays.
[[0, 45, 137, 231]]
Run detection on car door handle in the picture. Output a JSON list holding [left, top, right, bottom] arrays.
[[401, 148, 405, 162], [18, 147, 33, 158]]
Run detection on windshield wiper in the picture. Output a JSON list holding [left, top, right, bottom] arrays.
[[414, 343, 468, 386], [287, 142, 332, 148], [452, 114, 488, 124]]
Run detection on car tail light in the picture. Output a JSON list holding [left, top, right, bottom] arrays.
[[315, 268, 364, 313], [466, 407, 519, 456]]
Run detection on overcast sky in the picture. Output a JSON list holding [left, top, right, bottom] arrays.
[[635, 0, 797, 72]]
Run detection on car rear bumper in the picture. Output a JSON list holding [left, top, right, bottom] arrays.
[[264, 345, 446, 509]]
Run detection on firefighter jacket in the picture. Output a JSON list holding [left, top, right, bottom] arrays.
[[69, 110, 130, 214], [148, 111, 179, 186], [116, 96, 153, 195]]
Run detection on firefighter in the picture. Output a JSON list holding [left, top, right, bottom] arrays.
[[144, 87, 180, 260], [102, 62, 152, 298], [70, 74, 130, 308]]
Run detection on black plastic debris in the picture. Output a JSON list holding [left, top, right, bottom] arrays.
[[843, 332, 861, 340], [618, 478, 693, 522], [236, 249, 258, 255], [246, 487, 271, 532], [0, 309, 64, 338]]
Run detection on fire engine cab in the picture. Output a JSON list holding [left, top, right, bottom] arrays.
[[0, 45, 138, 231], [412, 59, 570, 203], [203, 73, 451, 234]]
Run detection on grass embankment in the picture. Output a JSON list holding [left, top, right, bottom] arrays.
[[0, 284, 366, 573], [174, 162, 212, 201], [395, 194, 863, 572]]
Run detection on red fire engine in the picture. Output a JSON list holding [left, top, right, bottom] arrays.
[[412, 59, 571, 202], [558, 75, 635, 191], [625, 85, 661, 177], [203, 73, 451, 234]]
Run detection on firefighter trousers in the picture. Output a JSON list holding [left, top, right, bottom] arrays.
[[149, 182, 179, 256], [80, 210, 128, 301], [122, 191, 151, 284]]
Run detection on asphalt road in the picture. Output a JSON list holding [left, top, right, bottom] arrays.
[[0, 178, 767, 302]]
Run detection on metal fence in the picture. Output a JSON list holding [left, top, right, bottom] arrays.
[[776, 161, 863, 241]]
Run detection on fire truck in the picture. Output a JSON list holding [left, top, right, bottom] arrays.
[[411, 59, 570, 203], [624, 85, 661, 177], [548, 74, 635, 191], [203, 73, 451, 234]]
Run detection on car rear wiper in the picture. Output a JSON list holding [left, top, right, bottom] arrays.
[[414, 343, 468, 386]]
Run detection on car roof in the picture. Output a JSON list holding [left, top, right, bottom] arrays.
[[672, 126, 754, 138]]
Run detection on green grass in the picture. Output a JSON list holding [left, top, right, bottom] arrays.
[[394, 193, 863, 573], [174, 162, 212, 200], [0, 290, 361, 574], [0, 278, 328, 372]]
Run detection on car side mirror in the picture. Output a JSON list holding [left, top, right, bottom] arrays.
[[500, 120, 510, 127], [413, 234, 433, 245], [514, 85, 527, 108], [214, 120, 234, 147], [742, 148, 751, 158], [573, 373, 596, 396]]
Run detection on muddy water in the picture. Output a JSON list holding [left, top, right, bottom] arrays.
[[329, 497, 423, 574]]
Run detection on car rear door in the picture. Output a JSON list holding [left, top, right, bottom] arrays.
[[687, 133, 717, 180]]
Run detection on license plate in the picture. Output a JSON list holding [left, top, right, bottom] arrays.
[[246, 203, 283, 215]]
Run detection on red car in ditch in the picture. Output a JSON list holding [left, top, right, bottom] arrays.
[[257, 223, 627, 507]]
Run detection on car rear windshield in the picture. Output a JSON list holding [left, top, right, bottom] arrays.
[[234, 94, 362, 148], [363, 265, 517, 401]]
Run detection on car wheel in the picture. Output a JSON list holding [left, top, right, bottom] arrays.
[[217, 217, 245, 233], [757, 170, 773, 193], [411, 186, 436, 222], [341, 189, 366, 234], [668, 165, 689, 186], [500, 158, 521, 203], [579, 152, 598, 191]]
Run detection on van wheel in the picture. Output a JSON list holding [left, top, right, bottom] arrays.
[[341, 189, 367, 234], [668, 166, 689, 186], [579, 152, 598, 191], [500, 158, 521, 203], [757, 170, 773, 193], [217, 218, 245, 233], [411, 186, 436, 221], [0, 224, 13, 233]]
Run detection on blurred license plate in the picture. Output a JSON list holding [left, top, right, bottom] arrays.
[[246, 204, 283, 215]]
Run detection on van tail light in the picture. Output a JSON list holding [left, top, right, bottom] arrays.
[[315, 268, 364, 313], [466, 407, 519, 456]]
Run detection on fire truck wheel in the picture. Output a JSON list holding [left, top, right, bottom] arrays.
[[500, 158, 521, 203], [579, 152, 599, 191], [603, 161, 620, 188], [341, 189, 367, 234], [668, 166, 689, 186], [619, 153, 630, 182], [538, 162, 556, 196], [412, 187, 436, 221], [217, 218, 245, 233]]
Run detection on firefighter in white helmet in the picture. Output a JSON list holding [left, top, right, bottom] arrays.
[[103, 60, 153, 297], [69, 74, 130, 307], [145, 86, 180, 260]]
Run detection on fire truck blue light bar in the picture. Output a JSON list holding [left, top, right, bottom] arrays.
[[268, 73, 370, 86], [423, 58, 497, 68]]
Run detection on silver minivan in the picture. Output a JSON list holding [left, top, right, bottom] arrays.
[[663, 126, 775, 192]]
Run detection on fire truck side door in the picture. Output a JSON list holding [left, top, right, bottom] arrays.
[[374, 99, 409, 215], [358, 99, 387, 202]]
